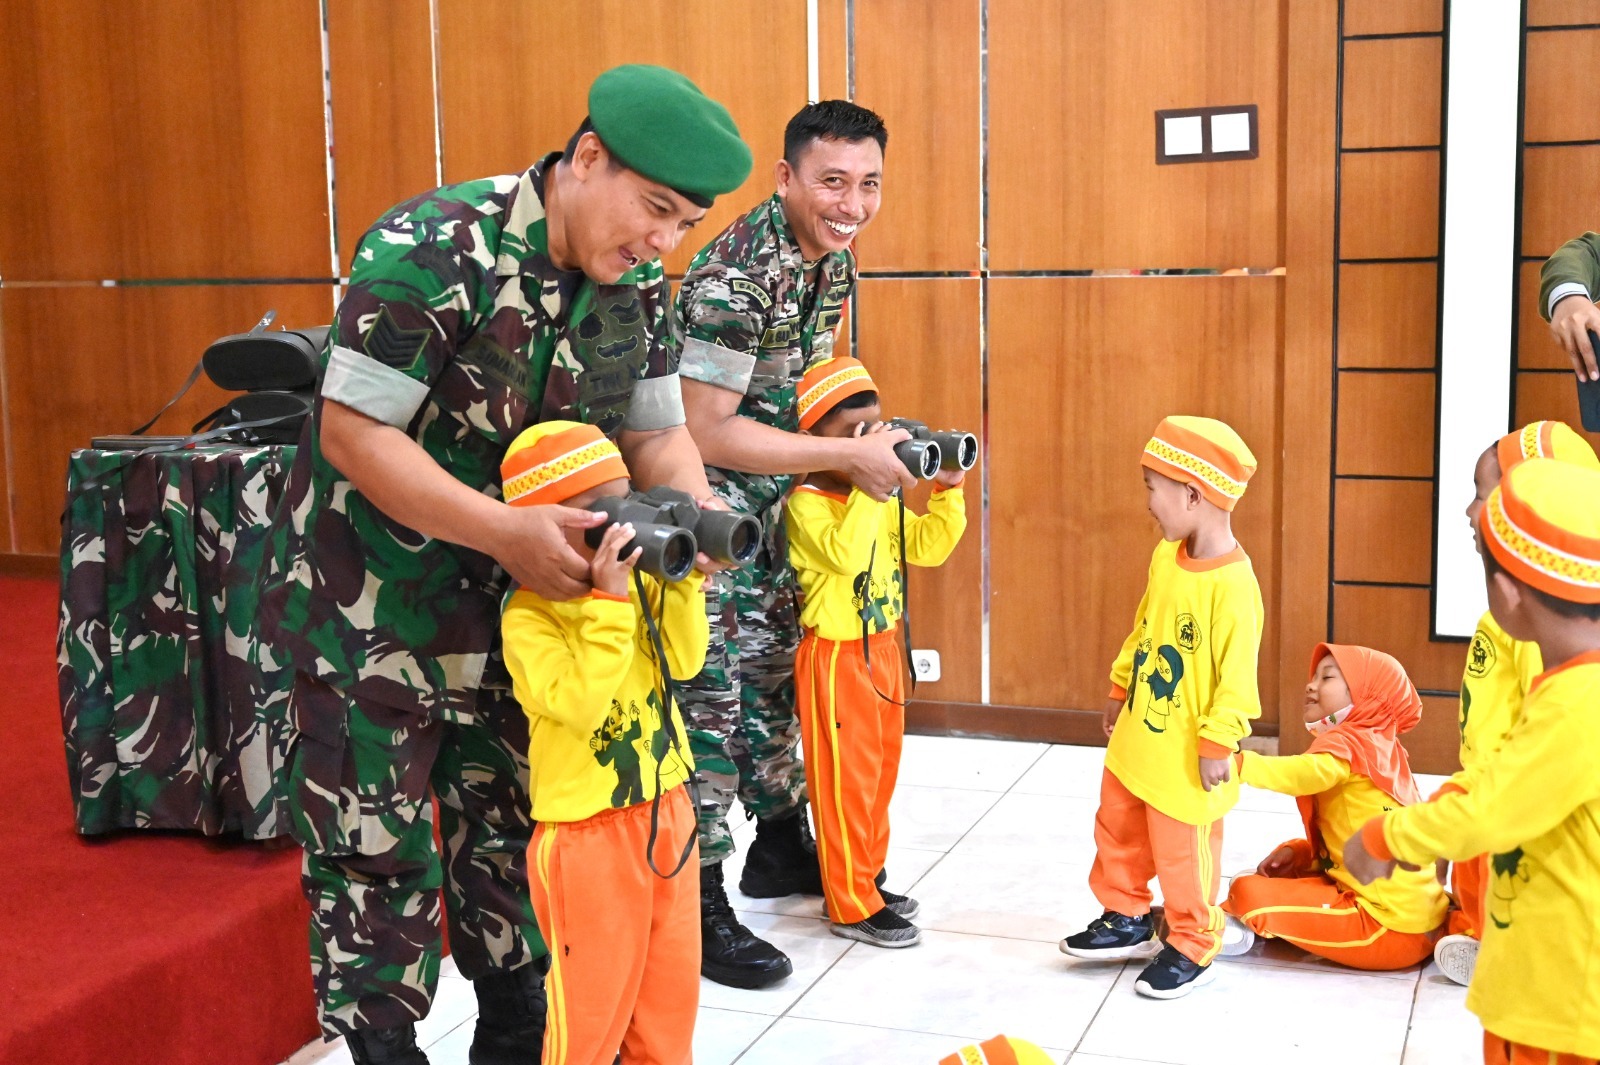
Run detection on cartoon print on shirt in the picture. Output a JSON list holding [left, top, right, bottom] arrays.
[[1141, 645, 1185, 734], [1489, 847, 1530, 930]]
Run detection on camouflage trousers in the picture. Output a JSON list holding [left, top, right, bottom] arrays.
[[680, 547, 807, 864], [281, 671, 545, 1037]]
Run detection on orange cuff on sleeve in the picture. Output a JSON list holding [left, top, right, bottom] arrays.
[[1360, 817, 1394, 862], [590, 589, 629, 603], [1427, 781, 1467, 802], [1197, 738, 1234, 760], [1109, 684, 1128, 702]]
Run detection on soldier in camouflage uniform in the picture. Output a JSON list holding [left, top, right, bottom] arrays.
[[255, 66, 751, 1065], [677, 100, 916, 988]]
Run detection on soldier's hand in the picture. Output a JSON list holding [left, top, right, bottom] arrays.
[[693, 494, 734, 575], [492, 504, 604, 600], [843, 421, 916, 502], [1549, 294, 1600, 381], [590, 522, 641, 598]]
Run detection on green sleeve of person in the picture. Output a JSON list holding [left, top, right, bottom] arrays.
[[1539, 232, 1600, 321]]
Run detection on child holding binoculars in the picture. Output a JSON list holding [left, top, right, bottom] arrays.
[[497, 419, 709, 1065], [786, 356, 969, 948]]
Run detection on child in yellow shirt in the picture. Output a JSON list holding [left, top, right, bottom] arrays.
[[1431, 420, 1597, 988], [1061, 415, 1263, 999], [786, 357, 968, 948], [1346, 457, 1600, 1065], [1221, 643, 1446, 970], [498, 421, 709, 1065]]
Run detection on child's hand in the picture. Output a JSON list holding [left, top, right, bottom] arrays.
[[933, 467, 965, 489], [590, 522, 641, 598], [1257, 844, 1300, 878], [1342, 821, 1398, 884], [1101, 696, 1122, 738], [1198, 755, 1232, 791]]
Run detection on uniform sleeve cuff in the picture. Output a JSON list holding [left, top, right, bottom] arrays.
[[1360, 817, 1394, 861], [1549, 281, 1593, 319], [1108, 683, 1128, 702], [621, 373, 685, 431], [679, 337, 756, 394], [323, 345, 430, 429], [1197, 738, 1234, 760]]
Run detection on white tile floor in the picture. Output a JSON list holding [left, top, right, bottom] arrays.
[[282, 736, 1482, 1065]]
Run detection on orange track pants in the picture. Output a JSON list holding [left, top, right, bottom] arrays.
[[530, 787, 699, 1065], [1088, 768, 1224, 966], [1448, 853, 1488, 938], [1483, 1031, 1600, 1065], [1224, 871, 1435, 970], [796, 628, 905, 925]]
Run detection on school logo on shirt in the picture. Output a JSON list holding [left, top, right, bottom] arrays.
[[1175, 614, 1202, 654], [1466, 629, 1497, 679]]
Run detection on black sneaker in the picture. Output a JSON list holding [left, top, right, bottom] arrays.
[[1059, 910, 1159, 959], [830, 906, 922, 948], [1134, 944, 1217, 999], [878, 886, 920, 919]]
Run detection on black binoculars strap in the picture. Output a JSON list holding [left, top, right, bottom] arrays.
[[127, 355, 207, 437], [635, 568, 702, 880]]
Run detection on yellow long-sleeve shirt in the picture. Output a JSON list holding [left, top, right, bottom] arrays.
[[1376, 651, 1600, 1057], [1105, 538, 1263, 825], [1453, 610, 1542, 788], [786, 483, 966, 641], [1239, 751, 1446, 934], [502, 571, 708, 824]]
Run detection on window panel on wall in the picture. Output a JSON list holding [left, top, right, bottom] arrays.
[[0, 0, 331, 281], [850, 0, 980, 272], [1521, 146, 1600, 258], [1341, 38, 1442, 150], [2, 284, 335, 555], [1342, 0, 1443, 36], [988, 0, 1282, 271], [1338, 151, 1440, 261], [1517, 261, 1573, 371], [987, 276, 1282, 716], [435, 0, 805, 278], [1332, 585, 1468, 695], [1333, 479, 1435, 585], [328, 0, 439, 274], [1337, 262, 1438, 368], [1334, 371, 1436, 478], [854, 279, 982, 703]]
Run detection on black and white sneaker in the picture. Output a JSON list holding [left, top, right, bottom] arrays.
[[830, 906, 922, 948], [878, 886, 920, 919], [1433, 934, 1479, 986], [1220, 914, 1256, 957], [1059, 910, 1160, 959], [1134, 945, 1217, 999]]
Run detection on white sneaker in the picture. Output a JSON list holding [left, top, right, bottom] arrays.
[[1220, 914, 1256, 957], [1433, 934, 1479, 986]]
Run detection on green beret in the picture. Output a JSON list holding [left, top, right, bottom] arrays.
[[588, 64, 753, 207]]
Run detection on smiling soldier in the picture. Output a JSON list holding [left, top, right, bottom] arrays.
[[675, 100, 920, 989]]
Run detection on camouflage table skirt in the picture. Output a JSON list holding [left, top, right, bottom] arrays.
[[57, 445, 298, 838]]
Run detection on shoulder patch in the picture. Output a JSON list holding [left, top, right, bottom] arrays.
[[730, 276, 773, 310], [363, 305, 431, 371]]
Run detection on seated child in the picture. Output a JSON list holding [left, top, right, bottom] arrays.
[[1221, 643, 1446, 970], [1431, 420, 1597, 987], [1345, 457, 1600, 1065], [785, 356, 968, 948], [1061, 415, 1262, 999], [498, 421, 709, 1065]]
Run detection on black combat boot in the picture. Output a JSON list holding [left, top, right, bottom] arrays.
[[737, 811, 824, 898], [701, 861, 794, 989], [345, 1025, 430, 1065], [469, 959, 549, 1065]]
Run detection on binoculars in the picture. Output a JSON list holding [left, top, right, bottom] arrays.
[[586, 487, 762, 582], [886, 418, 979, 480]]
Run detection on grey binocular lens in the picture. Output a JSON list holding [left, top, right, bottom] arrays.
[[893, 438, 943, 480], [690, 508, 762, 565], [888, 417, 980, 477], [585, 488, 764, 580]]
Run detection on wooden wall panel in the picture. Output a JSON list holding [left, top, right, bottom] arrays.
[[1341, 39, 1442, 149], [1332, 585, 1466, 694], [1342, 0, 1443, 36], [1334, 372, 1436, 477], [1517, 261, 1572, 371], [328, 0, 438, 273], [1515, 371, 1600, 454], [1338, 263, 1438, 369], [435, 0, 805, 278], [3, 284, 334, 556], [1411, 695, 1462, 775], [850, 0, 980, 272], [0, 0, 330, 282], [1522, 146, 1600, 258], [988, 0, 1283, 271], [1333, 479, 1435, 585], [988, 277, 1282, 718], [817, 0, 849, 102], [1338, 151, 1440, 261], [0, 319, 12, 553], [1525, 30, 1600, 144], [1528, 1, 1600, 26], [854, 279, 982, 704]]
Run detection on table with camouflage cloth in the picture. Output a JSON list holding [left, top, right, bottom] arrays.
[[57, 444, 298, 839]]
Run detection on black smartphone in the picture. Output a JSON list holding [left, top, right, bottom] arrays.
[[1580, 330, 1600, 432]]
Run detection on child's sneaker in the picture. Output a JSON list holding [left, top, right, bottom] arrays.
[[879, 886, 920, 919], [1134, 945, 1217, 999], [830, 907, 922, 948], [1220, 914, 1255, 956], [1059, 910, 1160, 959], [1433, 934, 1479, 986]]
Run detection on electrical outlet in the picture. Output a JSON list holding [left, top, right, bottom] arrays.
[[911, 649, 941, 683]]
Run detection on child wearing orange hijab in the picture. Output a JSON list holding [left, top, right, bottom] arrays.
[[1220, 644, 1447, 970]]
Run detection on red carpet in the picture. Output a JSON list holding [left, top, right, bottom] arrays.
[[0, 576, 319, 1065]]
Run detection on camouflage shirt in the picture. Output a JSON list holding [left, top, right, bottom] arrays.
[[259, 154, 683, 721], [676, 194, 855, 518]]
